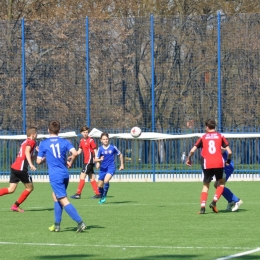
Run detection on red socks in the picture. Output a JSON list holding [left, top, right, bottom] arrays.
[[213, 186, 224, 202], [16, 189, 31, 205], [76, 179, 85, 195], [200, 192, 208, 207], [76, 179, 100, 195], [91, 180, 100, 195], [0, 188, 9, 196]]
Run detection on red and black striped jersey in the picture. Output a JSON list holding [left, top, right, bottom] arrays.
[[11, 138, 36, 171]]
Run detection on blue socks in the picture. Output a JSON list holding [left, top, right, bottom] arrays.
[[54, 201, 63, 224], [64, 203, 82, 223], [222, 187, 239, 203]]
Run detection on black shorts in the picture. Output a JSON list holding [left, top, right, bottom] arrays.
[[203, 168, 224, 183], [10, 168, 33, 184], [81, 163, 94, 176]]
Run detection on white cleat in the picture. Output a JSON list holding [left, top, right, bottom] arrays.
[[232, 200, 243, 212], [226, 201, 235, 211]]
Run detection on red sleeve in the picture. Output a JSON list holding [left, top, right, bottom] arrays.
[[90, 138, 97, 149], [221, 135, 229, 148], [194, 137, 203, 149]]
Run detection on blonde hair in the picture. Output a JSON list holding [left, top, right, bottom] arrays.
[[26, 126, 37, 137]]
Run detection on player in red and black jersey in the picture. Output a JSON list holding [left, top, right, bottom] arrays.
[[186, 119, 232, 214], [70, 126, 100, 199], [0, 126, 38, 212]]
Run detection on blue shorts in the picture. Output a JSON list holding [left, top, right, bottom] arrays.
[[50, 178, 69, 199], [98, 167, 115, 181], [224, 162, 234, 181]]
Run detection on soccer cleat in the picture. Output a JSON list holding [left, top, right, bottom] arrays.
[[48, 224, 60, 232], [198, 207, 205, 214], [226, 201, 235, 211], [209, 201, 218, 213], [70, 194, 81, 199], [76, 221, 87, 233], [91, 194, 101, 199], [232, 200, 243, 212], [11, 205, 24, 212], [98, 197, 106, 204]]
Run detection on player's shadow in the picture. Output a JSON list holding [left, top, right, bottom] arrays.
[[109, 201, 134, 204], [62, 225, 105, 232], [26, 207, 53, 212], [217, 209, 247, 214], [33, 254, 95, 259]]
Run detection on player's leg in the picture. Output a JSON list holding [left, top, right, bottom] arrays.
[[11, 171, 34, 212], [0, 182, 17, 196], [70, 167, 87, 199], [198, 170, 211, 214], [0, 169, 19, 196], [49, 192, 63, 232], [222, 171, 243, 211], [89, 172, 101, 198], [53, 178, 86, 232], [101, 173, 113, 203], [209, 169, 225, 213]]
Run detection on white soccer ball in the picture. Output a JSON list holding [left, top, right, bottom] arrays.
[[130, 126, 142, 138]]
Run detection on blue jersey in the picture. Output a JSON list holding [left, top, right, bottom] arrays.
[[97, 144, 121, 170], [37, 137, 75, 182], [222, 151, 234, 179]]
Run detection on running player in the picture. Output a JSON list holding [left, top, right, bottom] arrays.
[[186, 118, 232, 214], [36, 120, 86, 232], [0, 126, 37, 212], [70, 126, 100, 199], [95, 132, 124, 204]]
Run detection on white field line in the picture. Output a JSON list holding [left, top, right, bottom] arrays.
[[215, 247, 260, 260], [0, 241, 255, 251]]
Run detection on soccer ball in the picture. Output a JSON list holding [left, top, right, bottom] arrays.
[[130, 126, 142, 138]]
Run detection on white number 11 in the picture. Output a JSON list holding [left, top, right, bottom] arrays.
[[50, 143, 61, 158]]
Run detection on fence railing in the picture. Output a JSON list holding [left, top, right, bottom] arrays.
[[0, 135, 259, 181], [0, 13, 260, 133]]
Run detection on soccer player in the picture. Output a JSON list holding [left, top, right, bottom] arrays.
[[95, 132, 124, 204], [36, 120, 86, 232], [70, 126, 100, 199], [186, 118, 232, 214], [214, 148, 243, 212], [0, 126, 37, 212]]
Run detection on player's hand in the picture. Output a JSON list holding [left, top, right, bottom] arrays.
[[95, 162, 100, 169], [67, 155, 72, 162], [119, 165, 124, 170], [35, 146, 39, 152], [186, 159, 192, 167], [30, 165, 36, 171], [67, 161, 72, 168], [225, 158, 231, 166]]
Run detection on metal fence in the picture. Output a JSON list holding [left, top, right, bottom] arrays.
[[0, 13, 260, 133], [0, 135, 259, 181]]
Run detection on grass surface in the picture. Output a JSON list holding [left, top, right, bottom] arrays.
[[0, 181, 259, 260]]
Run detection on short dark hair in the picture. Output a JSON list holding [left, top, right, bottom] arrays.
[[48, 120, 60, 134], [100, 132, 109, 139], [205, 118, 216, 130], [80, 126, 90, 133], [26, 126, 37, 137]]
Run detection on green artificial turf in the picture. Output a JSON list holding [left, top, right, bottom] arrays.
[[0, 181, 259, 260]]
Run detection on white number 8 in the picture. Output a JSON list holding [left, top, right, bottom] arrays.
[[208, 140, 216, 154]]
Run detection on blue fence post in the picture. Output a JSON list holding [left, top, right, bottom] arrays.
[[21, 18, 26, 133], [86, 16, 91, 127], [217, 12, 222, 131], [150, 14, 156, 182]]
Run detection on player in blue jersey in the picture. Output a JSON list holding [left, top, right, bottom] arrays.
[[36, 120, 86, 232], [95, 132, 124, 204], [214, 148, 243, 212]]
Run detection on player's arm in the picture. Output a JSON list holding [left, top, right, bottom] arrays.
[[25, 146, 36, 171], [186, 146, 197, 166], [118, 153, 124, 170], [67, 148, 78, 168], [93, 148, 100, 169], [225, 145, 232, 165]]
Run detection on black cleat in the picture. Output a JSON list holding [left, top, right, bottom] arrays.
[[76, 221, 87, 233], [70, 194, 81, 199], [209, 201, 218, 213], [198, 207, 205, 214]]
